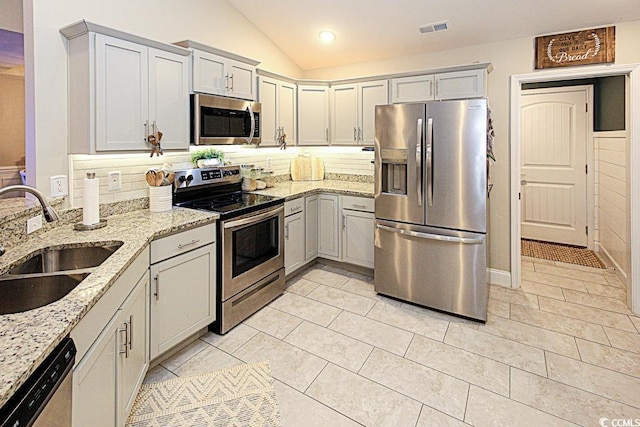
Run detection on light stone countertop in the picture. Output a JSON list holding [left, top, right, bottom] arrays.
[[0, 207, 218, 407], [251, 179, 374, 200]]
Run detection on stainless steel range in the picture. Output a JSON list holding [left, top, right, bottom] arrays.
[[173, 165, 285, 334]]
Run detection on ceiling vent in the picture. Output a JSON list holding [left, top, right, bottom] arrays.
[[419, 20, 449, 34]]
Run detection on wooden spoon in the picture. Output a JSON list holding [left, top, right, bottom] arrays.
[[166, 172, 176, 185], [155, 170, 165, 187], [145, 170, 157, 186]]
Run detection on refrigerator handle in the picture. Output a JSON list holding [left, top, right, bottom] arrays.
[[426, 117, 433, 207], [376, 224, 483, 244], [416, 118, 423, 207]]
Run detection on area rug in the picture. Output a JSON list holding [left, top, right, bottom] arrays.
[[521, 239, 605, 269], [126, 361, 281, 427]]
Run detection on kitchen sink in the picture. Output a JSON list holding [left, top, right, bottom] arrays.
[[7, 242, 123, 275], [0, 272, 91, 315]]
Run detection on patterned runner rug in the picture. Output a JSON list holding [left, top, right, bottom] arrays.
[[126, 361, 281, 427], [521, 239, 605, 269]]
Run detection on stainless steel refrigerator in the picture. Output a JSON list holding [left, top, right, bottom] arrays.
[[374, 99, 488, 321]]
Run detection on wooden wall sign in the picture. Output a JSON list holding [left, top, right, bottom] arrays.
[[535, 27, 615, 69]]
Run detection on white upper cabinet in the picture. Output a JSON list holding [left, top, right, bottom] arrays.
[[391, 66, 488, 103], [298, 84, 330, 145], [390, 74, 435, 103], [258, 75, 297, 146], [331, 80, 388, 146], [62, 22, 190, 154]]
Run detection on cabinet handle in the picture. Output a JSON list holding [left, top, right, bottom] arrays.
[[326, 128, 329, 142], [435, 80, 438, 98], [128, 315, 133, 351], [353, 204, 367, 210], [285, 224, 289, 239], [144, 121, 149, 142], [152, 120, 157, 136], [225, 73, 229, 90], [154, 274, 160, 301], [118, 323, 129, 358], [230, 73, 234, 91], [177, 239, 200, 249], [354, 127, 357, 141], [343, 214, 346, 230], [358, 127, 362, 142]]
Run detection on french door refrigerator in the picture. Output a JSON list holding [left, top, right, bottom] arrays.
[[374, 99, 488, 321]]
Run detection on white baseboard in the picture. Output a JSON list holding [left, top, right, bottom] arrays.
[[595, 242, 628, 286], [488, 268, 512, 288]]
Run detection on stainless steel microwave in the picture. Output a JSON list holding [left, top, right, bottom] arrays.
[[191, 93, 261, 145]]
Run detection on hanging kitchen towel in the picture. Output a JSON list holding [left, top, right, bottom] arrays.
[[486, 103, 495, 162]]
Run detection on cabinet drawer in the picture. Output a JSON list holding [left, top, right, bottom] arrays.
[[150, 223, 215, 264], [342, 196, 374, 212], [284, 198, 304, 216]]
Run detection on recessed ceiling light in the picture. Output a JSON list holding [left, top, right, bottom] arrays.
[[319, 30, 336, 43]]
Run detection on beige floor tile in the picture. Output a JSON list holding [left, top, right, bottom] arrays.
[[522, 256, 555, 265], [521, 261, 535, 272], [631, 316, 640, 333], [488, 298, 510, 318], [160, 339, 210, 371], [584, 281, 628, 300], [302, 267, 351, 288], [538, 296, 636, 332], [307, 284, 376, 316], [366, 302, 449, 341], [306, 363, 422, 426], [359, 348, 469, 420], [200, 324, 259, 354], [233, 332, 327, 392], [416, 406, 469, 427], [576, 339, 640, 378], [273, 380, 360, 427], [444, 323, 547, 376], [143, 364, 177, 384], [510, 368, 638, 426], [284, 320, 373, 372], [340, 277, 403, 306], [478, 316, 579, 359], [464, 385, 578, 427], [328, 311, 413, 356], [520, 280, 566, 300], [553, 261, 607, 273], [268, 292, 342, 327], [489, 285, 539, 309], [521, 270, 588, 292], [546, 352, 640, 408], [286, 277, 320, 296], [605, 274, 626, 288], [562, 289, 634, 315], [604, 327, 640, 353], [510, 304, 610, 345], [534, 263, 608, 285], [169, 344, 244, 377], [243, 306, 303, 339], [405, 334, 510, 396]]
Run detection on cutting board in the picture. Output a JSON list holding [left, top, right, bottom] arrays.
[[291, 155, 324, 181]]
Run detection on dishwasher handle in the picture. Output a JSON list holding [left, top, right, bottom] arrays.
[[376, 224, 483, 244]]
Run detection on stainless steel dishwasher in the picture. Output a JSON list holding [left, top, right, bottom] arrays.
[[0, 337, 76, 427]]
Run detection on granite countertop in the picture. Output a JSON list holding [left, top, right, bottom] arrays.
[[0, 207, 218, 407], [252, 179, 374, 200]]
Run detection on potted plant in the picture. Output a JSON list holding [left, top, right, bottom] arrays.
[[191, 148, 225, 168]]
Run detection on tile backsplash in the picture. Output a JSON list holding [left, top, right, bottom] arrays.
[[70, 146, 374, 208]]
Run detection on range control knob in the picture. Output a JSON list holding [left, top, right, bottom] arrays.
[[178, 175, 186, 183], [186, 175, 194, 182]]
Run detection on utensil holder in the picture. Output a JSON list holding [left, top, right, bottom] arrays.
[[149, 185, 172, 212]]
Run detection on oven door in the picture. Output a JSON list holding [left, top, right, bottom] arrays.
[[221, 205, 284, 300]]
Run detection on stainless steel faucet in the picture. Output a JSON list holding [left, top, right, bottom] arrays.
[[0, 185, 60, 256]]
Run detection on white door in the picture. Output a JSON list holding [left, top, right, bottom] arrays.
[[284, 212, 304, 275], [520, 87, 589, 246], [258, 77, 278, 146], [227, 59, 255, 100], [331, 84, 358, 144], [298, 85, 329, 145], [279, 81, 297, 146], [358, 80, 388, 145]]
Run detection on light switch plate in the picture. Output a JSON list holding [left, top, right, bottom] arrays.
[[50, 175, 68, 197], [26, 214, 43, 234]]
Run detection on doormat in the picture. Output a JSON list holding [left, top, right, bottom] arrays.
[[521, 239, 605, 269], [126, 361, 281, 427]]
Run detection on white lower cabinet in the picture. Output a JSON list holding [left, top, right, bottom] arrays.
[[284, 210, 305, 275], [149, 224, 216, 360], [71, 260, 149, 427], [305, 195, 319, 260], [317, 194, 341, 260], [342, 208, 375, 268]]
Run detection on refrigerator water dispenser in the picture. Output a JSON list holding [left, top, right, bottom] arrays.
[[381, 149, 407, 195]]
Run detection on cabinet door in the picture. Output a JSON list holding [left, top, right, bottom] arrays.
[[148, 49, 189, 150], [228, 59, 256, 100], [95, 35, 149, 151], [390, 75, 434, 103], [331, 84, 358, 145], [284, 212, 305, 275], [298, 85, 329, 145], [358, 80, 388, 145], [118, 271, 149, 425], [72, 311, 119, 427], [317, 194, 340, 259], [192, 50, 227, 96], [435, 69, 486, 100], [279, 81, 297, 146], [343, 209, 375, 268], [305, 195, 318, 260], [150, 244, 216, 360], [258, 77, 278, 146]]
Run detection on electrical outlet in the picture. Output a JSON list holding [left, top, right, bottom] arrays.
[[108, 171, 122, 191], [26, 215, 43, 234], [50, 175, 68, 197]]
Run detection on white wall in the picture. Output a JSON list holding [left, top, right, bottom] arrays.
[[24, 0, 303, 191], [302, 20, 640, 272]]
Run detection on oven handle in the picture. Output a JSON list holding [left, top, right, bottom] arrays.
[[223, 205, 283, 229]]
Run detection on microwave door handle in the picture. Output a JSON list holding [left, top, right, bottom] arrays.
[[247, 106, 256, 144], [416, 118, 423, 207]]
